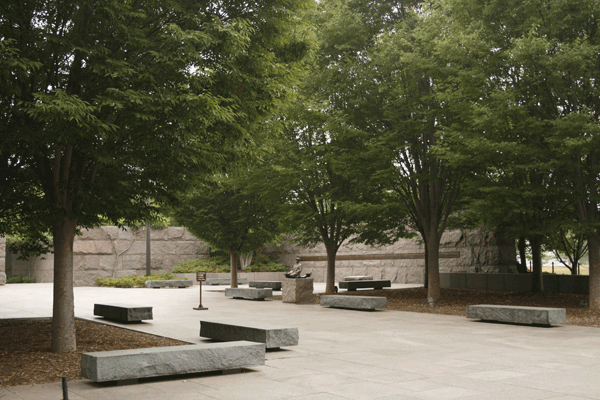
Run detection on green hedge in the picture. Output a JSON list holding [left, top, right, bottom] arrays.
[[172, 254, 287, 273], [6, 275, 34, 284], [95, 272, 185, 288]]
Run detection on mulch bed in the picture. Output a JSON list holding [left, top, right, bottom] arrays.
[[0, 318, 187, 388]]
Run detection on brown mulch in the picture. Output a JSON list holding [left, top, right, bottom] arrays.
[[0, 318, 188, 388], [2, 287, 599, 389]]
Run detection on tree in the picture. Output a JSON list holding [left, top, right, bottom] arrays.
[[547, 229, 589, 275], [0, 0, 313, 352], [169, 173, 282, 288], [433, 0, 600, 302]]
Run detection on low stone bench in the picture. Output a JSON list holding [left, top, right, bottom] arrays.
[[81, 341, 265, 383], [94, 304, 153, 322], [249, 281, 282, 290], [144, 280, 192, 288], [200, 318, 299, 349], [466, 305, 566, 326], [320, 295, 386, 311], [206, 278, 248, 286], [344, 276, 374, 281], [225, 288, 272, 300], [339, 280, 391, 291]]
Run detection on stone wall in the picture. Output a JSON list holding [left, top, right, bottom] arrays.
[[261, 227, 517, 284], [3, 226, 516, 286], [4, 226, 209, 286], [0, 237, 5, 285]]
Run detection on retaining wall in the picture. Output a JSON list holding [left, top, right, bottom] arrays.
[[440, 272, 588, 295]]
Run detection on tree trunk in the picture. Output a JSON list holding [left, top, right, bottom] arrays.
[[516, 237, 528, 274], [530, 235, 544, 293], [324, 242, 338, 295], [423, 241, 429, 289], [426, 233, 441, 301], [51, 216, 77, 353], [229, 249, 238, 288], [589, 232, 600, 310]]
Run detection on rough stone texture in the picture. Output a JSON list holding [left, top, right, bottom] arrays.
[[466, 305, 566, 326], [320, 295, 387, 310], [144, 280, 193, 288], [224, 288, 273, 300], [339, 280, 391, 291], [282, 278, 314, 304], [0, 272, 5, 286], [8, 225, 516, 286], [344, 276, 374, 281], [207, 278, 248, 285], [261, 227, 517, 284], [249, 281, 282, 290], [200, 319, 298, 349], [94, 304, 153, 322], [81, 341, 265, 382]]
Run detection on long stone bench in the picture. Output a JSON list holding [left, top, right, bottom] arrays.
[[320, 295, 386, 311], [144, 280, 192, 288], [200, 318, 299, 349], [344, 276, 374, 281], [81, 341, 265, 383], [338, 280, 391, 291], [225, 288, 272, 300], [94, 304, 153, 322], [206, 278, 248, 286], [249, 281, 282, 290], [466, 305, 566, 326]]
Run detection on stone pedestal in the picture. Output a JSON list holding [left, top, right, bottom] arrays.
[[282, 278, 314, 304]]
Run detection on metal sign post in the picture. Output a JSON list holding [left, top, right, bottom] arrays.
[[193, 271, 208, 310]]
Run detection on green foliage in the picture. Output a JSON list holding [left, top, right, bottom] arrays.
[[169, 172, 283, 263], [6, 275, 34, 284], [95, 272, 182, 288], [5, 234, 53, 260], [171, 255, 287, 273], [171, 257, 230, 273]]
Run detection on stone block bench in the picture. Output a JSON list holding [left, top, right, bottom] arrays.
[[225, 288, 272, 300], [344, 276, 374, 281], [320, 295, 386, 311], [466, 305, 566, 326], [200, 318, 299, 349], [249, 281, 282, 290], [339, 280, 391, 291], [206, 278, 248, 286], [144, 280, 192, 288], [94, 304, 153, 322], [81, 341, 265, 383]]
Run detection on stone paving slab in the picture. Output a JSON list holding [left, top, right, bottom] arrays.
[[0, 283, 598, 400]]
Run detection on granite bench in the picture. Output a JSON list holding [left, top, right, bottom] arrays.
[[466, 305, 566, 326], [338, 280, 391, 291], [206, 278, 248, 285], [81, 341, 265, 383], [225, 287, 272, 300], [249, 281, 282, 290], [200, 318, 299, 349], [144, 280, 192, 288], [344, 276, 374, 281], [320, 295, 386, 311], [94, 304, 153, 322]]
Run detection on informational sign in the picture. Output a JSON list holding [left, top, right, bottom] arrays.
[[196, 271, 207, 282]]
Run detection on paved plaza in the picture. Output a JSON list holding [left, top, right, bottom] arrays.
[[1, 282, 599, 400]]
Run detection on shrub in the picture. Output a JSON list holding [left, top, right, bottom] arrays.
[[171, 254, 287, 273], [6, 275, 34, 284], [95, 272, 184, 288], [171, 257, 230, 273]]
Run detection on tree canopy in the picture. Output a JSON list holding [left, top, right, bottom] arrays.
[[0, 0, 314, 352]]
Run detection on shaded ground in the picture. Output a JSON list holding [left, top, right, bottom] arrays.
[[2, 287, 599, 388], [271, 287, 600, 327], [0, 318, 187, 388]]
